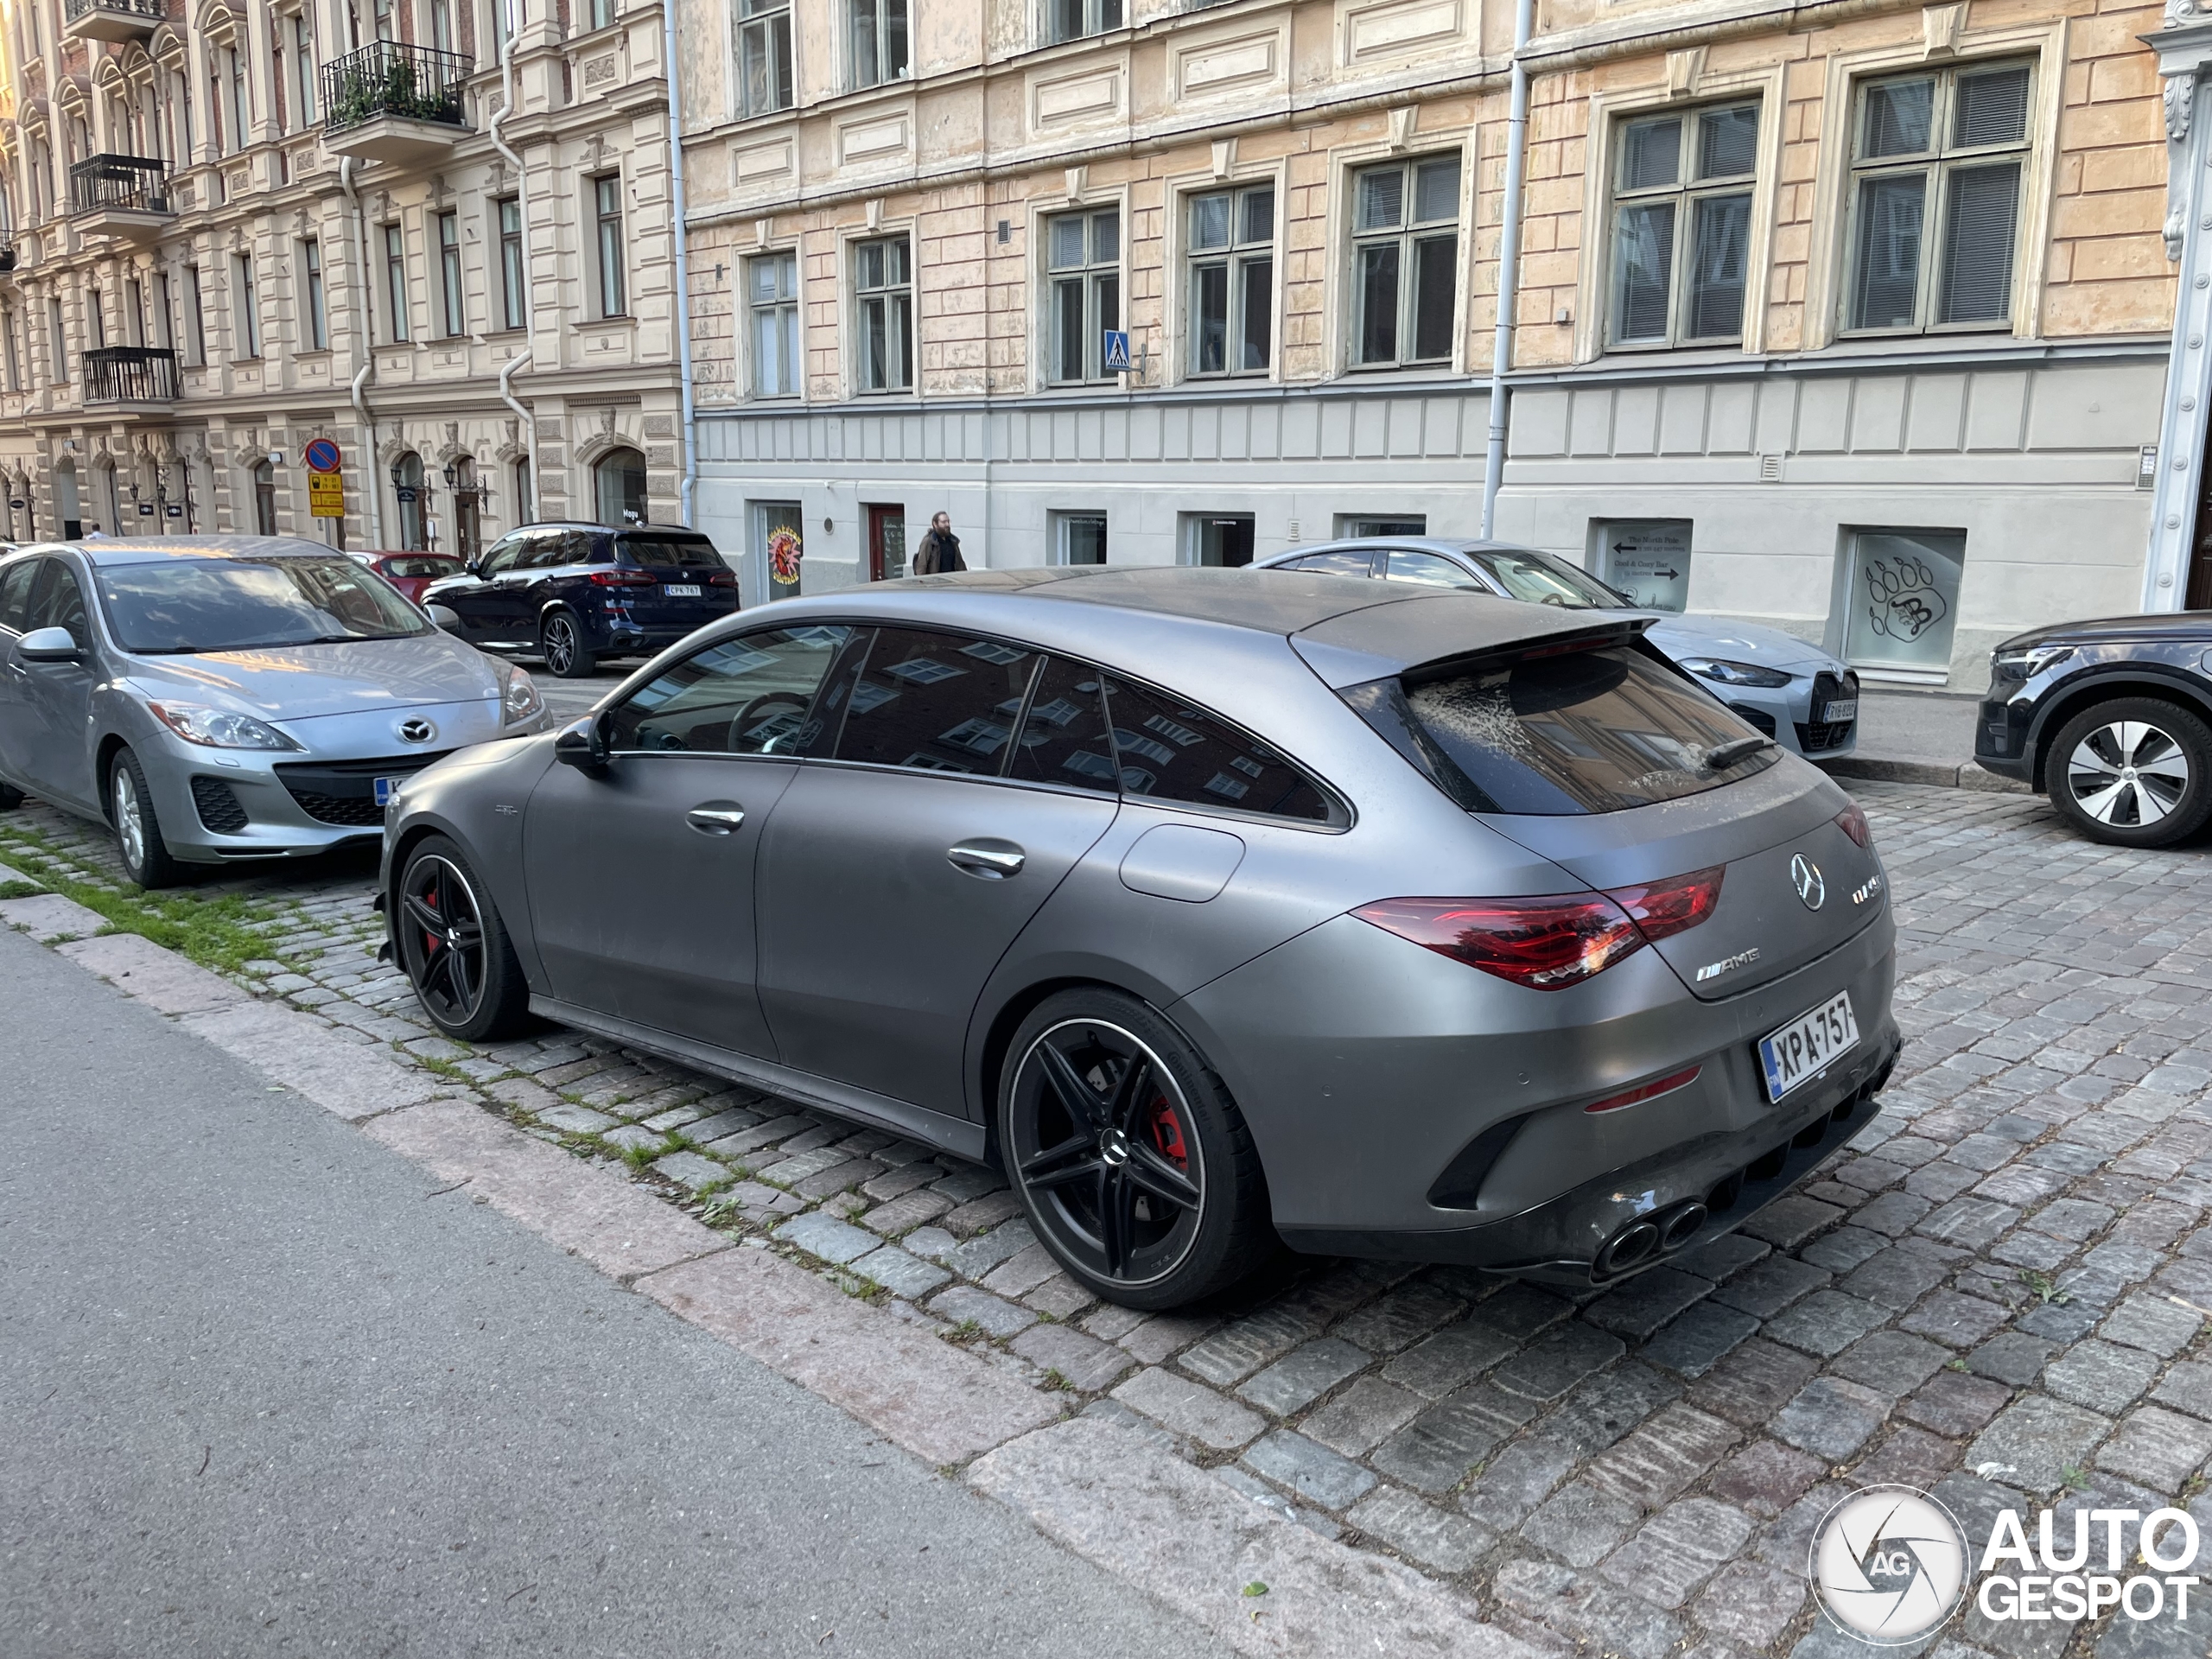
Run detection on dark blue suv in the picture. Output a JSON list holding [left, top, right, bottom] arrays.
[[422, 524, 739, 677]]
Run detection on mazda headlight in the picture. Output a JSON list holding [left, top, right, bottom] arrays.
[[148, 702, 301, 750], [1991, 643, 2073, 684], [499, 662, 543, 726], [1680, 657, 1793, 690]]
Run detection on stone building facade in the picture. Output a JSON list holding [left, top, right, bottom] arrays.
[[671, 0, 2179, 690], [0, 0, 685, 561]]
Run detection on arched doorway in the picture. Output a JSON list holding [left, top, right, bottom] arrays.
[[92, 460, 118, 535], [394, 452, 425, 550], [54, 459, 81, 539], [452, 456, 481, 562], [11, 475, 33, 540], [594, 446, 646, 527], [252, 459, 276, 535]]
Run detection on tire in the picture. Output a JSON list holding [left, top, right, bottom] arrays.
[[2046, 697, 2212, 849], [998, 988, 1273, 1311], [0, 779, 22, 810], [539, 609, 596, 679], [394, 834, 532, 1042], [110, 747, 187, 890]]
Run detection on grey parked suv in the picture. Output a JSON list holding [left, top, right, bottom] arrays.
[[382, 568, 1901, 1309]]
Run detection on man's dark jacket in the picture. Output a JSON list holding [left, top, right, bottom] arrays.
[[912, 527, 966, 575]]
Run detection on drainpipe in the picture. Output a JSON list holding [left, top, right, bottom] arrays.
[[489, 0, 537, 518], [339, 156, 385, 550], [1479, 0, 1534, 541], [662, 0, 696, 527]]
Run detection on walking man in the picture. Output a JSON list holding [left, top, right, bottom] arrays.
[[912, 511, 966, 575]]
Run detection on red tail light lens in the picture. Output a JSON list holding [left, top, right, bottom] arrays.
[[1605, 866, 1724, 943], [1355, 867, 1724, 991], [1353, 894, 1647, 989], [1834, 803, 1872, 849], [588, 568, 658, 588], [709, 570, 738, 588], [1585, 1065, 1703, 1114]]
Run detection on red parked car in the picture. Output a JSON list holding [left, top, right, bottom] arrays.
[[351, 551, 466, 606]]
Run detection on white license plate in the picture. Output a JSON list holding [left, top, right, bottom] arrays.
[[373, 776, 402, 806], [1821, 698, 1859, 723], [663, 583, 702, 597], [1758, 992, 1859, 1103]]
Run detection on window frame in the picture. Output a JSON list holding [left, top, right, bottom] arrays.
[[233, 251, 260, 359], [496, 195, 525, 331], [1835, 59, 2036, 340], [1042, 0, 1122, 47], [1042, 205, 1122, 387], [1603, 100, 1762, 351], [383, 222, 410, 344], [747, 247, 802, 399], [1344, 152, 1464, 373], [593, 175, 626, 319], [437, 208, 464, 337], [1184, 180, 1276, 379], [736, 0, 794, 118], [302, 237, 327, 351], [848, 0, 906, 90], [849, 232, 913, 396]]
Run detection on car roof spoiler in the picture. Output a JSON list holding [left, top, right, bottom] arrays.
[[1290, 594, 1655, 689]]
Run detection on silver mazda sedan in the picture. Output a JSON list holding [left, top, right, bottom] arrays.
[[381, 567, 1899, 1309], [0, 537, 551, 887]]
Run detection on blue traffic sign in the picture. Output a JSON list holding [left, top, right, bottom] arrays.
[[1103, 330, 1131, 373], [304, 437, 342, 474]]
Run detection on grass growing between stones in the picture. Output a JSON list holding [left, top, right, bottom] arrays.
[[0, 823, 283, 974]]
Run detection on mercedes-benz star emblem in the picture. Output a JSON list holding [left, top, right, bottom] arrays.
[[397, 718, 436, 745], [1791, 853, 1827, 911]]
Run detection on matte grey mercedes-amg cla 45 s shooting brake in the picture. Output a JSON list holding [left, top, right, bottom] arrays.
[[381, 567, 1901, 1310]]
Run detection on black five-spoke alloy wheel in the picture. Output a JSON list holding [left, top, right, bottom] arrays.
[[397, 835, 531, 1040], [540, 609, 596, 680], [1001, 988, 1271, 1309]]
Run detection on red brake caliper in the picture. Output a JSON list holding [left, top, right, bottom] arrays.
[[1147, 1094, 1189, 1168], [422, 883, 441, 958]]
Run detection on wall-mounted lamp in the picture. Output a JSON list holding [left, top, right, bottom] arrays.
[[268, 449, 284, 467], [442, 461, 458, 487]]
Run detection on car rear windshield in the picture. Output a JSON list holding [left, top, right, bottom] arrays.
[[380, 556, 459, 579], [1343, 642, 1776, 815], [619, 536, 722, 569], [97, 556, 431, 653]]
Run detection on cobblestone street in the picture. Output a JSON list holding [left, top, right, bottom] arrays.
[[7, 776, 2212, 1659]]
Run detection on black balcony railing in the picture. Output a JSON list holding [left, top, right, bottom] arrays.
[[85, 346, 178, 404], [321, 41, 471, 136], [69, 154, 170, 217], [64, 0, 166, 27]]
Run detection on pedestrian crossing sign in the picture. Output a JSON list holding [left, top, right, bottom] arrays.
[[1103, 331, 1131, 372]]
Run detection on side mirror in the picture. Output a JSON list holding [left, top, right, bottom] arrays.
[[424, 602, 464, 633], [553, 713, 610, 772], [464, 560, 484, 579], [18, 626, 83, 664]]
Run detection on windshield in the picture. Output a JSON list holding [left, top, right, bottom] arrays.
[[1465, 547, 1630, 610], [620, 536, 723, 569], [97, 556, 431, 653]]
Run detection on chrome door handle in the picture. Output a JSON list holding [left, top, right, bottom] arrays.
[[948, 840, 1026, 880], [685, 804, 746, 836]]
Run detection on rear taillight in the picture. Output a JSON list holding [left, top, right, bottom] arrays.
[[1834, 803, 1872, 849], [709, 570, 737, 587], [1585, 1065, 1702, 1114], [1354, 867, 1724, 991], [588, 568, 658, 588]]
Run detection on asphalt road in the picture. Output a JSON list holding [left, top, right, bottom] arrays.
[[0, 925, 1227, 1659]]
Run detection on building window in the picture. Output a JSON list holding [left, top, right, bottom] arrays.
[[438, 210, 464, 336], [852, 235, 912, 393], [737, 0, 793, 117], [1595, 519, 1694, 612], [594, 176, 626, 317], [184, 264, 206, 365], [302, 238, 327, 350], [429, 0, 452, 50], [3, 307, 20, 392], [748, 249, 800, 397], [1187, 182, 1273, 376], [1183, 512, 1255, 567], [383, 224, 410, 342], [512, 456, 534, 523], [497, 197, 524, 330], [44, 296, 61, 384], [1045, 0, 1121, 45], [1053, 511, 1108, 565], [1608, 103, 1758, 347], [1046, 207, 1120, 385], [234, 253, 260, 358], [849, 0, 906, 87], [226, 47, 247, 153], [1843, 527, 1966, 672], [1349, 154, 1460, 369], [588, 0, 613, 27], [88, 286, 105, 349], [1844, 61, 2032, 334], [292, 16, 315, 124]]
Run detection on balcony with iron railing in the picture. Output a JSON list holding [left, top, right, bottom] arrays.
[[69, 155, 173, 241], [63, 0, 163, 42], [321, 41, 472, 164], [85, 346, 179, 407]]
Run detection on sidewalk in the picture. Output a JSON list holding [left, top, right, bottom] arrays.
[[1821, 688, 2028, 794]]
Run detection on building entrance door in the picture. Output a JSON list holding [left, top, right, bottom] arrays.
[[866, 504, 906, 581], [2190, 422, 2212, 609]]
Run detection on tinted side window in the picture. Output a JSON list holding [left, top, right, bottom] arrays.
[[1289, 551, 1376, 577], [0, 558, 37, 631], [833, 626, 1040, 774], [27, 561, 89, 638], [479, 535, 529, 576], [1386, 550, 1484, 589], [1008, 655, 1116, 793], [620, 535, 720, 569], [530, 531, 595, 569], [605, 626, 850, 754], [1102, 677, 1332, 823]]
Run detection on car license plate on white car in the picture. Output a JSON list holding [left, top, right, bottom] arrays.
[[373, 776, 402, 807], [1758, 992, 1859, 1103], [664, 583, 702, 597], [1821, 698, 1858, 722]]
